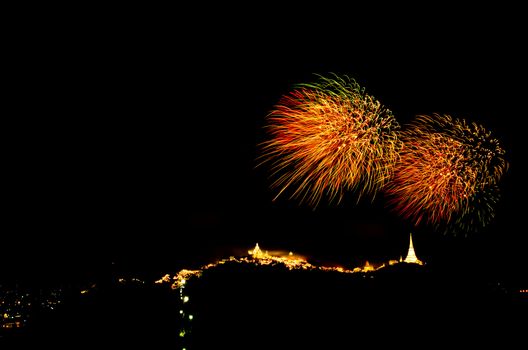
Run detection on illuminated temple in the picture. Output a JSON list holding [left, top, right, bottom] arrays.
[[158, 238, 428, 290], [248, 243, 266, 259], [403, 233, 423, 265]]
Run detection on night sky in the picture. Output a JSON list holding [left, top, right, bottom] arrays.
[[4, 9, 527, 286]]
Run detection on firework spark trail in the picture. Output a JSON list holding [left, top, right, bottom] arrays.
[[259, 74, 402, 207], [387, 113, 507, 233], [449, 184, 501, 233]]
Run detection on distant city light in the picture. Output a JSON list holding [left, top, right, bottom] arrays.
[[1, 286, 64, 329]]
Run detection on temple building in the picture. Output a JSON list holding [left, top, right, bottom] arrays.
[[403, 233, 424, 265], [248, 243, 266, 259]]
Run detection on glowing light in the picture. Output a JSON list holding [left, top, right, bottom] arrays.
[[259, 73, 402, 207], [155, 274, 171, 284], [158, 243, 418, 291], [183, 296, 189, 303], [403, 233, 423, 265], [171, 269, 202, 289], [362, 261, 374, 272], [386, 114, 507, 233], [248, 243, 267, 259], [189, 315, 193, 320]]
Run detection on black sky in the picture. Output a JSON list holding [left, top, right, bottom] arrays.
[[3, 9, 527, 284]]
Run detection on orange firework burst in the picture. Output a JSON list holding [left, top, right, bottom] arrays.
[[386, 114, 507, 233], [258, 74, 401, 207]]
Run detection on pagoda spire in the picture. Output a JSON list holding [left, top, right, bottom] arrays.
[[248, 243, 265, 259], [404, 233, 423, 265]]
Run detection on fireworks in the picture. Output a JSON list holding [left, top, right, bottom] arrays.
[[259, 74, 402, 207], [258, 74, 508, 233], [386, 114, 507, 233], [449, 184, 501, 234]]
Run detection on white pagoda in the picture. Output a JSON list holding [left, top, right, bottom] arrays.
[[403, 233, 424, 265]]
